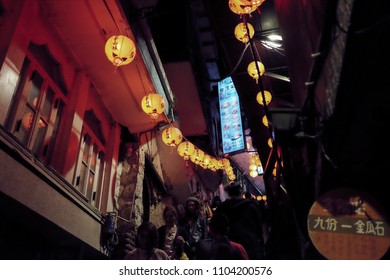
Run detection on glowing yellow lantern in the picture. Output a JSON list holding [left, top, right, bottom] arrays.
[[209, 158, 219, 170], [247, 61, 265, 83], [250, 169, 258, 177], [262, 115, 269, 127], [222, 158, 231, 168], [228, 0, 258, 15], [190, 148, 205, 165], [199, 157, 209, 169], [141, 93, 166, 119], [249, 163, 257, 171], [202, 154, 211, 167], [267, 138, 273, 148], [251, 0, 266, 7], [162, 127, 182, 147], [105, 35, 136, 67], [177, 140, 195, 160], [256, 90, 272, 106], [249, 155, 256, 165], [234, 22, 254, 43]]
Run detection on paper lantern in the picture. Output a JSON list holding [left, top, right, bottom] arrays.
[[162, 127, 182, 147], [247, 61, 265, 83], [249, 163, 258, 171], [249, 169, 258, 177], [251, 0, 266, 7], [262, 115, 269, 127], [208, 158, 219, 171], [222, 158, 231, 168], [190, 148, 205, 165], [217, 159, 225, 169], [177, 140, 195, 160], [228, 0, 258, 15], [267, 138, 273, 148], [105, 35, 136, 67], [256, 90, 272, 106], [199, 154, 211, 168], [141, 93, 166, 119], [234, 22, 254, 43]]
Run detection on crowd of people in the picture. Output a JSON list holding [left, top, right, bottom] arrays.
[[122, 182, 267, 260]]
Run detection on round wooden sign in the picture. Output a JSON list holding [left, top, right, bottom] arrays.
[[308, 188, 389, 259]]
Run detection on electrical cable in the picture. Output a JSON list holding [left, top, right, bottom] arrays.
[[200, 43, 250, 83]]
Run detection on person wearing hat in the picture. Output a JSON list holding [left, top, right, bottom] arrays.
[[181, 195, 209, 259], [216, 182, 265, 259]]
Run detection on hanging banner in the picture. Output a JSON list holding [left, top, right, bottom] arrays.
[[218, 77, 245, 155]]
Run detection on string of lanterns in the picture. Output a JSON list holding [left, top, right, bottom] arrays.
[[103, 8, 289, 182], [161, 124, 236, 181], [228, 0, 283, 179], [248, 153, 262, 177], [156, 0, 271, 181], [105, 34, 167, 120], [104, 33, 235, 179], [230, 0, 274, 111]]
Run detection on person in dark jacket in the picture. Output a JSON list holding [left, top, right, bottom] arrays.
[[195, 213, 249, 260], [216, 182, 265, 259], [211, 195, 222, 214], [181, 196, 208, 259]]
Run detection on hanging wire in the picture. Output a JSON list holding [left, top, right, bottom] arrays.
[[135, 59, 153, 94], [201, 43, 250, 83], [244, 20, 286, 190]]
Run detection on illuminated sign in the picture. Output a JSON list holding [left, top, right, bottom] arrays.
[[308, 188, 390, 260], [218, 77, 245, 155]]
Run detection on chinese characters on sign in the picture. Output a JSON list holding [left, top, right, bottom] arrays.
[[307, 188, 390, 259], [218, 77, 245, 155], [309, 216, 386, 236]]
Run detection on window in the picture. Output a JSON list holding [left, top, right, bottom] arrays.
[[5, 43, 66, 166], [74, 113, 106, 209]]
